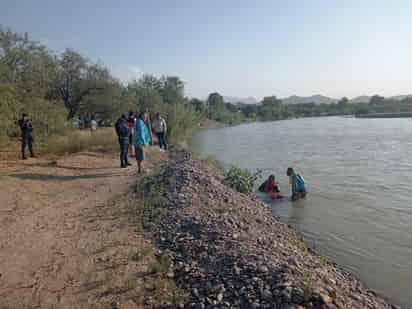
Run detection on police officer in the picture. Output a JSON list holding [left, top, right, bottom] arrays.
[[17, 113, 34, 160], [115, 114, 132, 168]]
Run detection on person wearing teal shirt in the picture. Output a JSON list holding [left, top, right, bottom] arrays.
[[287, 167, 307, 201], [134, 112, 150, 173]]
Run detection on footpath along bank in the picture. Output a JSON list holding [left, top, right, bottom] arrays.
[[141, 148, 396, 308]]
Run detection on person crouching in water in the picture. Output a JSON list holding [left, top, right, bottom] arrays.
[[258, 174, 285, 199], [115, 114, 132, 168], [152, 112, 167, 151], [287, 167, 307, 200], [134, 112, 150, 173]]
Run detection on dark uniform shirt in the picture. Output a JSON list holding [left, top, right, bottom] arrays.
[[115, 118, 130, 143], [18, 119, 33, 137]]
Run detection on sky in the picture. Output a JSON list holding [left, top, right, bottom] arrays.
[[2, 0, 412, 100]]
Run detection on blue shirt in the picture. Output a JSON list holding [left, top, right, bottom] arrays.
[[290, 173, 306, 194], [134, 119, 150, 146]]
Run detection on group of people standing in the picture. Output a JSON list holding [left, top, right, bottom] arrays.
[[15, 112, 306, 202], [259, 167, 307, 201], [115, 111, 167, 172]]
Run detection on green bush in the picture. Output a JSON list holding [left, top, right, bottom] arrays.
[[0, 84, 69, 146], [224, 166, 262, 194], [24, 98, 69, 137], [162, 103, 200, 143], [0, 85, 22, 140]]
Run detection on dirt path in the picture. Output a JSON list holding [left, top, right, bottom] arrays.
[[0, 148, 166, 308]]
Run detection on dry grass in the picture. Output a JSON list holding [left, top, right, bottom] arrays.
[[42, 128, 118, 155]]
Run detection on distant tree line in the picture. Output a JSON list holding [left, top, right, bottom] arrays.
[[189, 93, 412, 124]]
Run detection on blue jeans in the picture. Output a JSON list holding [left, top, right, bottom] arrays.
[[156, 132, 167, 149], [119, 139, 129, 167]]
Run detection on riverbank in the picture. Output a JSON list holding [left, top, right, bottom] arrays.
[[356, 112, 412, 118], [139, 148, 396, 308]]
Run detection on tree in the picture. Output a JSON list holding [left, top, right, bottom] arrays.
[[206, 92, 226, 119], [79, 80, 124, 122], [240, 104, 258, 118], [0, 84, 21, 139], [160, 76, 184, 104], [337, 97, 349, 113], [261, 96, 282, 107], [126, 75, 183, 112], [258, 96, 283, 120], [190, 98, 206, 113], [138, 94, 164, 112], [225, 102, 239, 113], [0, 26, 57, 99], [338, 97, 349, 105], [369, 95, 385, 105], [136, 74, 162, 95], [54, 49, 109, 119], [207, 92, 224, 107]]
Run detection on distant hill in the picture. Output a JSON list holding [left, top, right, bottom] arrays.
[[349, 96, 371, 103], [219, 94, 412, 105], [281, 95, 337, 105], [389, 94, 412, 101], [224, 96, 258, 104], [349, 95, 412, 103]]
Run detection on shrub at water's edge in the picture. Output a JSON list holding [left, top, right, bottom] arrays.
[[224, 166, 262, 194]]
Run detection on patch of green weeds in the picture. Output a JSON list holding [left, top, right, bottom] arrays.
[[150, 255, 171, 274], [131, 168, 168, 231], [303, 271, 314, 302], [129, 247, 152, 262]]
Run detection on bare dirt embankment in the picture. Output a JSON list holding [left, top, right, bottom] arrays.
[[0, 148, 169, 308]]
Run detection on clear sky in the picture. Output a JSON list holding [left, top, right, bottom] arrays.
[[2, 0, 412, 99]]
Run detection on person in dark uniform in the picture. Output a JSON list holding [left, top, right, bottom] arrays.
[[17, 113, 34, 160], [115, 114, 132, 168]]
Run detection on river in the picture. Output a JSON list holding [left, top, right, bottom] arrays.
[[192, 116, 412, 307]]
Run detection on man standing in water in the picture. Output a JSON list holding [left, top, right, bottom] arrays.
[[152, 112, 167, 151], [287, 167, 307, 200], [17, 113, 35, 160], [134, 112, 150, 173]]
